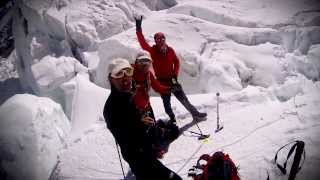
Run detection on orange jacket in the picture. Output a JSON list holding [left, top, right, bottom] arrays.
[[136, 30, 180, 83], [133, 64, 170, 111]]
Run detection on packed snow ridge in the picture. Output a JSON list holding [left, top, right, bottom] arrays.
[[0, 0, 320, 179]]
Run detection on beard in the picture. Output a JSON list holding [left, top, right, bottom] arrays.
[[159, 45, 167, 54]]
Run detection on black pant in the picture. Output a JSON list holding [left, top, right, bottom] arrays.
[[161, 83, 199, 120]]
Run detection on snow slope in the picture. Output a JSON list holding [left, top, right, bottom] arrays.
[[53, 75, 320, 180], [0, 0, 320, 179]]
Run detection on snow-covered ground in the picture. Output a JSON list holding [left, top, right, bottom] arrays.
[[53, 75, 320, 180], [0, 0, 320, 179]]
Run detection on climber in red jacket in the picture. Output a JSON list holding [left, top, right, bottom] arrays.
[[132, 51, 170, 119], [132, 52, 180, 159], [135, 16, 207, 124]]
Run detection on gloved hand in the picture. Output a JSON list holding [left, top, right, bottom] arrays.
[[135, 15, 143, 31], [142, 116, 155, 126], [164, 122, 180, 142], [171, 77, 181, 93]]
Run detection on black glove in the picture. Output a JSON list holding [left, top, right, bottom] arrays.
[[171, 77, 181, 92], [164, 122, 180, 142], [135, 15, 142, 31], [155, 120, 180, 142], [171, 76, 178, 84]]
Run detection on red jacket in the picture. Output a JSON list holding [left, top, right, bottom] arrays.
[[136, 30, 180, 83], [132, 64, 170, 111]]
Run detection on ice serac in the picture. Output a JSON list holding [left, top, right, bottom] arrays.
[[12, 0, 75, 94], [70, 74, 109, 139], [0, 94, 71, 180], [31, 56, 88, 94], [307, 44, 320, 80], [142, 0, 177, 11], [11, 0, 150, 92], [29, 55, 88, 119]]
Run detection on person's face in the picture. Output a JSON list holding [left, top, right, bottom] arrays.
[[155, 35, 166, 50], [135, 59, 151, 73], [110, 68, 133, 92]]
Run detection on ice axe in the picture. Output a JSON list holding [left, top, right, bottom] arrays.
[[187, 130, 210, 140], [187, 117, 210, 140], [215, 92, 223, 133]]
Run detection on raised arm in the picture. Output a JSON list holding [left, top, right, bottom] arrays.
[[135, 16, 152, 52]]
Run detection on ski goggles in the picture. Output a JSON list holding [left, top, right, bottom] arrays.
[[110, 68, 134, 79]]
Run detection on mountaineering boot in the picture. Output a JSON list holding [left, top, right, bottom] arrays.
[[168, 117, 177, 125]]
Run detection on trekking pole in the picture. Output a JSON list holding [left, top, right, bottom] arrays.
[[215, 92, 223, 133], [187, 130, 204, 136], [115, 141, 126, 179], [195, 122, 203, 135], [217, 92, 220, 129]]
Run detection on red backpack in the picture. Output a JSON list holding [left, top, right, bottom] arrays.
[[188, 151, 240, 180]]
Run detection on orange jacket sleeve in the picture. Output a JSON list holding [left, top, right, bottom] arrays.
[[150, 72, 170, 94], [136, 30, 152, 53]]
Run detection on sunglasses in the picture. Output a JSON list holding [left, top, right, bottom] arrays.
[[136, 58, 151, 65], [111, 68, 134, 79], [155, 37, 165, 42]]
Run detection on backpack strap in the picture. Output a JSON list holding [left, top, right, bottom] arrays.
[[274, 141, 297, 174], [135, 72, 151, 90], [274, 140, 306, 175], [288, 141, 305, 180]]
